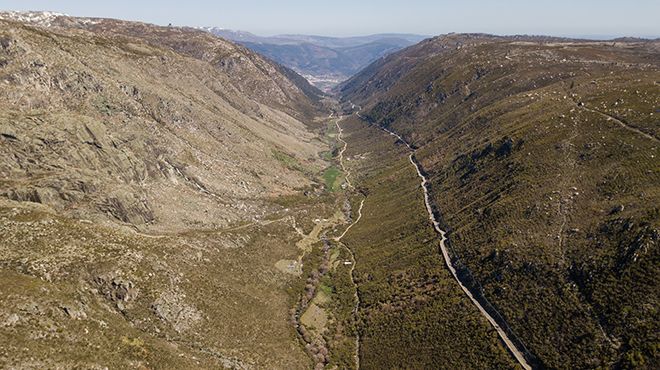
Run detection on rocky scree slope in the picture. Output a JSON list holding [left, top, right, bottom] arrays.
[[340, 33, 659, 368]]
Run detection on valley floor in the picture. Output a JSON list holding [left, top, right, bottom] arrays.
[[308, 112, 519, 369]]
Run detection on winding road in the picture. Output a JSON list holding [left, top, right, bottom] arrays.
[[354, 106, 533, 370]]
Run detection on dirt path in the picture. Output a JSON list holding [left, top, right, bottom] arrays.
[[334, 205, 363, 370], [126, 216, 291, 239], [334, 115, 364, 369], [276, 211, 346, 275], [292, 210, 352, 368], [578, 103, 659, 143], [335, 198, 364, 242], [340, 240, 361, 370], [289, 114, 366, 369], [221, 216, 292, 233], [336, 118, 354, 190], [366, 113, 533, 370]]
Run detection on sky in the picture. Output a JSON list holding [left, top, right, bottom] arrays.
[[0, 0, 658, 38]]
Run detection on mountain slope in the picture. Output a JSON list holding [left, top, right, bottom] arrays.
[[0, 16, 330, 232], [0, 14, 337, 368], [61, 17, 325, 118], [340, 33, 660, 368], [206, 29, 426, 49]]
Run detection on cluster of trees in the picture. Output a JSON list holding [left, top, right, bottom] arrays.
[[292, 238, 332, 369]]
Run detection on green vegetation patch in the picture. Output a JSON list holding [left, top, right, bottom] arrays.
[[322, 166, 342, 191], [272, 149, 305, 172], [318, 283, 333, 295], [320, 150, 334, 161]]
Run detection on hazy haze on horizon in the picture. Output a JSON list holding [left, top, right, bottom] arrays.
[[0, 0, 658, 38]]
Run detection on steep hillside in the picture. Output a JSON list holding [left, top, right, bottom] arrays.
[[340, 34, 660, 368], [241, 42, 352, 82], [0, 15, 330, 232], [338, 39, 412, 71], [0, 14, 339, 369], [60, 17, 325, 118], [333, 115, 518, 368]]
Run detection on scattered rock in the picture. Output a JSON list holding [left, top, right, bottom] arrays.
[[152, 289, 202, 333], [60, 304, 87, 319], [2, 313, 20, 327], [94, 272, 138, 306], [610, 204, 625, 214]]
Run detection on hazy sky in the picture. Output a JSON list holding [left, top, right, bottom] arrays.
[[0, 0, 658, 38]]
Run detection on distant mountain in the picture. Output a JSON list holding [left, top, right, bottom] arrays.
[[202, 28, 428, 91], [263, 33, 429, 48]]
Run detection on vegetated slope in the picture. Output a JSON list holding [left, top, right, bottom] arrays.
[[0, 14, 336, 368], [338, 38, 413, 72], [340, 33, 660, 368], [241, 42, 353, 79], [336, 115, 517, 368], [207, 28, 427, 91]]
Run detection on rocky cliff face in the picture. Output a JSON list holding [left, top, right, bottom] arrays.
[[340, 33, 660, 368]]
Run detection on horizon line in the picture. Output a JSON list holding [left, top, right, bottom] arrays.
[[1, 9, 658, 41]]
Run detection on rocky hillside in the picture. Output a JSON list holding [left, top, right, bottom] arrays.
[[68, 18, 326, 119], [340, 33, 659, 368], [0, 14, 338, 369], [0, 14, 330, 233]]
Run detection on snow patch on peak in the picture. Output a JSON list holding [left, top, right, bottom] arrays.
[[0, 11, 101, 27], [199, 26, 226, 32], [0, 10, 68, 27]]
